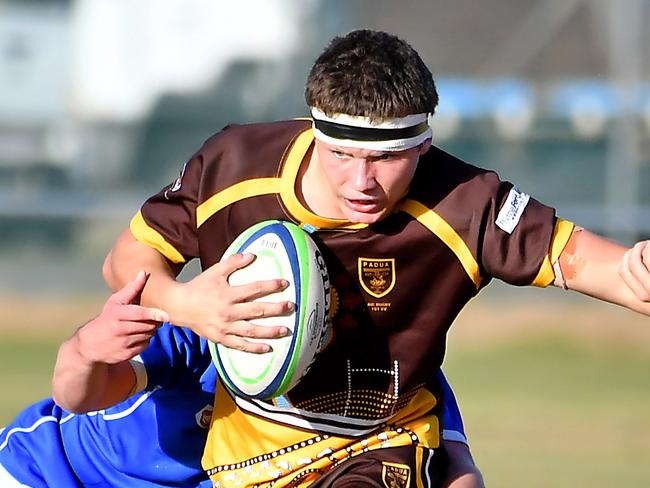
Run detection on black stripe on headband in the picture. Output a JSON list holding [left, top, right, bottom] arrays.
[[313, 118, 429, 142]]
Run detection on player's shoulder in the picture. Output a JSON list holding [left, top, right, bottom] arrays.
[[421, 145, 500, 183], [201, 119, 312, 154], [188, 119, 312, 182], [411, 145, 504, 206]]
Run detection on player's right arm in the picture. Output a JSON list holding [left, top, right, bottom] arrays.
[[103, 228, 292, 353], [103, 137, 294, 352], [52, 272, 168, 413]]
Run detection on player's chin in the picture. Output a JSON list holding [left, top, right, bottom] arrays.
[[344, 208, 388, 225]]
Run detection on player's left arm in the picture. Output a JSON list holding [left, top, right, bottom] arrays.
[[554, 228, 650, 315], [52, 272, 168, 413]]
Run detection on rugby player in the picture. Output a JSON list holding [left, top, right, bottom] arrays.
[[96, 29, 650, 486]]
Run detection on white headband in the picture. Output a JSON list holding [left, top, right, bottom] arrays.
[[310, 107, 432, 151]]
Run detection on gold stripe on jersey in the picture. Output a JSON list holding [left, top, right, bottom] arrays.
[[130, 211, 186, 264], [530, 218, 575, 287], [279, 128, 367, 231], [399, 199, 482, 288], [415, 446, 425, 488], [203, 382, 441, 487], [193, 128, 366, 231], [196, 178, 282, 228]]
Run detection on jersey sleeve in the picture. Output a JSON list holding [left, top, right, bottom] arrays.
[[138, 323, 212, 391], [129, 150, 205, 264], [478, 180, 574, 287], [410, 152, 575, 289], [437, 370, 468, 445]]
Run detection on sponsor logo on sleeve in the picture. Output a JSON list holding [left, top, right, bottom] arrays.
[[495, 187, 530, 234]]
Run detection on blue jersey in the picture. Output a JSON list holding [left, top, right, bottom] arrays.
[[0, 325, 214, 488], [439, 369, 467, 444], [0, 324, 467, 487]]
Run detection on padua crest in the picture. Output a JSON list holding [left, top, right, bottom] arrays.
[[358, 257, 395, 299]]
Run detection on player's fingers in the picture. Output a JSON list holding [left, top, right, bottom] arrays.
[[213, 301, 293, 328], [620, 247, 650, 301], [633, 240, 650, 272], [207, 253, 256, 280], [124, 334, 157, 347], [230, 278, 290, 302], [217, 334, 274, 354], [236, 299, 294, 321], [123, 338, 155, 357], [628, 242, 650, 300], [226, 318, 291, 340], [108, 270, 149, 305], [641, 240, 650, 266], [113, 319, 161, 335], [113, 303, 169, 323]]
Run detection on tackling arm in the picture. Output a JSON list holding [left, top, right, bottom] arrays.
[[52, 272, 168, 413], [442, 441, 485, 488]]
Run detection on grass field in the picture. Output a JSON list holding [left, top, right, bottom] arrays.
[[445, 337, 650, 487], [1, 290, 649, 487]]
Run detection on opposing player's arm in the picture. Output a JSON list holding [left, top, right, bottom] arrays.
[[443, 441, 485, 488], [438, 370, 485, 488], [52, 272, 168, 413], [554, 229, 650, 315], [103, 228, 292, 352]]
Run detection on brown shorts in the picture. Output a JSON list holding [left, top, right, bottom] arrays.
[[307, 445, 448, 488]]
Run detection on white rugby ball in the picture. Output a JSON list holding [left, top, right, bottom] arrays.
[[209, 220, 330, 400]]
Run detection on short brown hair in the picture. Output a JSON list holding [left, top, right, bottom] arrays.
[[305, 29, 438, 121]]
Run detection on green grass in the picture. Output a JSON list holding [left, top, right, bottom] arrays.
[[1, 331, 648, 487], [0, 339, 61, 423], [444, 335, 650, 487]]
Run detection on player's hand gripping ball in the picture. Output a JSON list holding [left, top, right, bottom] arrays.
[[210, 220, 330, 400]]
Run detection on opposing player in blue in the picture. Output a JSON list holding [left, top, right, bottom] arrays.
[[0, 272, 482, 487]]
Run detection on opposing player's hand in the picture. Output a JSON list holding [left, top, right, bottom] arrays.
[[76, 270, 169, 364], [167, 253, 293, 353], [619, 240, 650, 302]]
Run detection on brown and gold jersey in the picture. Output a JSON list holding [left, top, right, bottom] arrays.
[[132, 119, 574, 487]]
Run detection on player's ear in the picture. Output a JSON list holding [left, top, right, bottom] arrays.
[[417, 138, 432, 155]]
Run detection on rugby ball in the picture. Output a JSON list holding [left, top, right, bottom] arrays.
[[209, 220, 330, 400]]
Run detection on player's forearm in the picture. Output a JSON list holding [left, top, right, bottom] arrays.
[[52, 331, 136, 413], [103, 229, 183, 310], [559, 230, 650, 316]]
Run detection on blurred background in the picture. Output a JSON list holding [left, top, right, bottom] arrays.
[[0, 0, 649, 486]]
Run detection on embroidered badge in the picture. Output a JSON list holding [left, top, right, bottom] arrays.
[[358, 258, 395, 299], [382, 462, 411, 488]]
